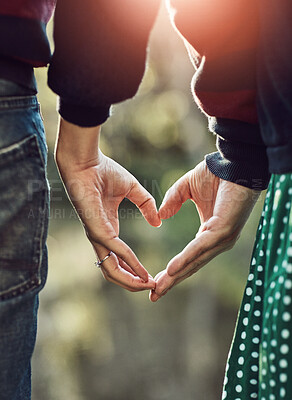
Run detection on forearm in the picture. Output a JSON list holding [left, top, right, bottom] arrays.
[[55, 119, 101, 171]]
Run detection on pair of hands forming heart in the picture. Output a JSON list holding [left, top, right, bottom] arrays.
[[56, 121, 260, 302]]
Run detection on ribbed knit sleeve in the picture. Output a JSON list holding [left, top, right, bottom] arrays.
[[48, 0, 160, 127], [206, 118, 270, 190], [168, 0, 270, 189]]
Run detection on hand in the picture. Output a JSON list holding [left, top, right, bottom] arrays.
[[150, 160, 260, 302], [56, 119, 161, 292]]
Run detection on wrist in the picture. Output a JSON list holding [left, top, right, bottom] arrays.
[[55, 118, 101, 171]]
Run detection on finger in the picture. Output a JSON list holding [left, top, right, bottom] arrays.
[[103, 268, 156, 292], [149, 270, 167, 302], [152, 230, 235, 300], [167, 234, 234, 286], [153, 267, 196, 301], [118, 256, 155, 281], [118, 256, 138, 276], [150, 272, 186, 302], [166, 226, 227, 276], [150, 248, 215, 302], [167, 239, 233, 288], [150, 287, 169, 302], [150, 270, 174, 302], [94, 243, 156, 290], [127, 181, 161, 227], [153, 270, 165, 281], [149, 290, 160, 302], [99, 236, 150, 282], [158, 172, 191, 220]]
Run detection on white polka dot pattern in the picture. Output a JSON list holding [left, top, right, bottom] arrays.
[[221, 174, 292, 400]]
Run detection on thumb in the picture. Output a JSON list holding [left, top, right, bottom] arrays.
[[127, 181, 161, 227], [159, 173, 191, 220]]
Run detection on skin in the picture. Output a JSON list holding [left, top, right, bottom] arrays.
[[55, 119, 259, 299], [55, 119, 161, 292], [149, 160, 260, 302]]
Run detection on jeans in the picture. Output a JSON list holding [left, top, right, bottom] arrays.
[[0, 79, 49, 400]]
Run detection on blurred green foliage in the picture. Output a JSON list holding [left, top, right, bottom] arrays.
[[32, 6, 264, 400]]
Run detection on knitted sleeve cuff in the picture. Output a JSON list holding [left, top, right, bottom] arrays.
[[58, 98, 111, 127], [205, 136, 271, 190]]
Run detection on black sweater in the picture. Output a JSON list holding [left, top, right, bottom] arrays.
[[1, 0, 291, 190]]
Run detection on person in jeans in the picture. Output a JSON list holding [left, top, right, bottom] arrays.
[[0, 1, 291, 399], [0, 1, 160, 399]]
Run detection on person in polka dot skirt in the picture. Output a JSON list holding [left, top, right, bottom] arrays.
[[150, 1, 292, 399], [220, 175, 292, 400], [153, 170, 292, 399]]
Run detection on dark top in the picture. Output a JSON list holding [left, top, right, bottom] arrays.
[[0, 0, 291, 190]]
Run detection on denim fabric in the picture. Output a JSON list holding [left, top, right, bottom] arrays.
[[0, 79, 49, 400]]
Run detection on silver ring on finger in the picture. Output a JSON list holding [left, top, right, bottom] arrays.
[[94, 251, 113, 268]]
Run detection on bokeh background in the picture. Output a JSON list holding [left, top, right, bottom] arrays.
[[32, 4, 265, 400]]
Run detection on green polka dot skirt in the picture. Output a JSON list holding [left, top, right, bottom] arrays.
[[222, 173, 292, 400]]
